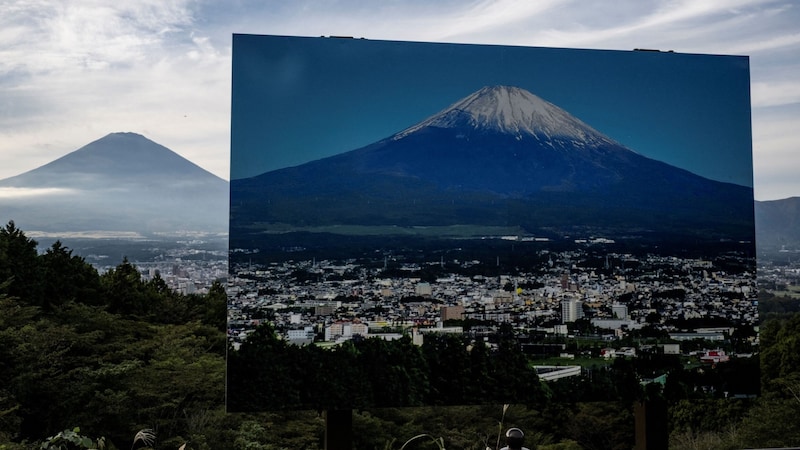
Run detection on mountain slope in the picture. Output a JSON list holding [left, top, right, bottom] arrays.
[[231, 85, 754, 242], [755, 197, 800, 251], [0, 133, 228, 233]]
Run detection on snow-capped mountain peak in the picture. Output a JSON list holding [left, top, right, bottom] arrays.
[[393, 85, 616, 146]]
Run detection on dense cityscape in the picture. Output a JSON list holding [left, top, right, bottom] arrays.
[[226, 238, 759, 357]]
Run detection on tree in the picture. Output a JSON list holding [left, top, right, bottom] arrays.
[[563, 402, 634, 450], [227, 324, 304, 411], [101, 258, 149, 317], [202, 281, 228, 332], [0, 280, 35, 442], [355, 336, 429, 407], [760, 313, 800, 390], [0, 221, 41, 306], [423, 334, 472, 404], [38, 241, 102, 309], [736, 397, 800, 448]]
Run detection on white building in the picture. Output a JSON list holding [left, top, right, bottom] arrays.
[[324, 321, 369, 341], [415, 282, 432, 297], [287, 327, 314, 341], [612, 303, 628, 319], [561, 297, 584, 323]]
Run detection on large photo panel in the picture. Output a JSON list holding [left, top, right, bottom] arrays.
[[227, 34, 756, 411]]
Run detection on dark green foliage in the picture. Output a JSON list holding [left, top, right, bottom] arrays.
[[759, 290, 800, 315], [228, 325, 547, 412], [760, 312, 800, 388], [0, 280, 33, 443], [670, 398, 752, 436], [0, 222, 227, 448], [356, 336, 430, 406], [562, 402, 633, 450], [0, 225, 103, 312], [0, 221, 43, 306], [228, 330, 430, 410], [736, 396, 800, 447], [100, 258, 151, 317], [39, 241, 103, 309], [202, 281, 228, 332]]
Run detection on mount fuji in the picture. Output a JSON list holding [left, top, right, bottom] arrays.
[[232, 85, 754, 241], [0, 133, 228, 234]]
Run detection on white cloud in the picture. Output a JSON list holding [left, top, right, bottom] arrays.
[[26, 230, 146, 239], [752, 81, 800, 108], [0, 0, 194, 74], [726, 31, 800, 55], [422, 0, 565, 41], [520, 0, 776, 52], [0, 187, 77, 198]]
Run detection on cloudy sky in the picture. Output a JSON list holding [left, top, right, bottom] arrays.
[[1, 0, 798, 200]]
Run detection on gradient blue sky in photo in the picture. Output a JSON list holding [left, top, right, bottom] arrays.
[[231, 34, 752, 187]]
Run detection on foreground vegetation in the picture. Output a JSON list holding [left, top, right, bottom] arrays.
[[2, 221, 800, 449]]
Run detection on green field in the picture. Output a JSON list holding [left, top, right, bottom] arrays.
[[773, 285, 800, 299], [251, 222, 532, 238]]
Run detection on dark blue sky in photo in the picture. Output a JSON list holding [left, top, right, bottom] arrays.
[[231, 34, 753, 187]]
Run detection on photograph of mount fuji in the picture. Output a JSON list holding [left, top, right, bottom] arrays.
[[227, 35, 758, 411]]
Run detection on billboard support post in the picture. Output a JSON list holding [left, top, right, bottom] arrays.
[[324, 409, 352, 450], [634, 400, 668, 450]]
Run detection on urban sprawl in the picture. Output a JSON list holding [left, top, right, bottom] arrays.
[[227, 242, 759, 361]]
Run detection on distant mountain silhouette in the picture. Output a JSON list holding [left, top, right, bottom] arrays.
[[0, 132, 228, 233], [232, 85, 754, 243], [755, 197, 800, 251]]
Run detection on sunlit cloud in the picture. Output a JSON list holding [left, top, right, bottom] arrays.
[[26, 230, 146, 239], [0, 187, 77, 199], [752, 81, 800, 108]]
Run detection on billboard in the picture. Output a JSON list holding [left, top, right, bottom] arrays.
[[227, 34, 756, 411]]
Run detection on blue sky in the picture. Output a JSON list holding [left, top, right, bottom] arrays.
[[1, 1, 798, 200], [231, 34, 753, 187]]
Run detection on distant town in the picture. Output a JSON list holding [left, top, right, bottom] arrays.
[[40, 234, 230, 296], [226, 238, 761, 360], [133, 254, 227, 295]]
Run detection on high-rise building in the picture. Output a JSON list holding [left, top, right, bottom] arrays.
[[561, 297, 584, 323]]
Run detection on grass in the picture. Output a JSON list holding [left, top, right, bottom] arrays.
[[773, 285, 800, 299], [249, 222, 532, 238]]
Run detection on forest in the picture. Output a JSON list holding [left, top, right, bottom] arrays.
[[2, 220, 800, 449]]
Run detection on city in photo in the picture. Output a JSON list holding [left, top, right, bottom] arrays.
[[227, 35, 756, 411]]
